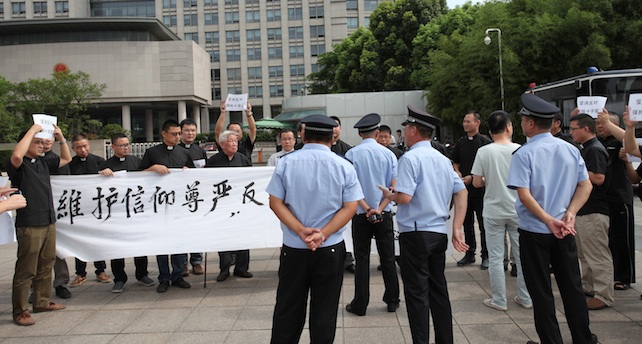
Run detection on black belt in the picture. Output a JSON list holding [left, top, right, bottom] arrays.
[[357, 211, 392, 216]]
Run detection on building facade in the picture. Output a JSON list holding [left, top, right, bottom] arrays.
[[0, 0, 385, 138]]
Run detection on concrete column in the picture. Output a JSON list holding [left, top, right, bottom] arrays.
[[178, 101, 187, 123], [145, 109, 154, 142], [201, 107, 211, 135], [121, 105, 131, 133], [192, 104, 202, 133]]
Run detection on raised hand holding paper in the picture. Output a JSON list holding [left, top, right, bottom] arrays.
[[576, 96, 607, 118], [32, 114, 57, 139], [225, 93, 249, 112]]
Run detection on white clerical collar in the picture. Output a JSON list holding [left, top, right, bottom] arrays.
[[184, 144, 191, 148], [119, 157, 126, 162], [167, 145, 174, 151], [80, 157, 87, 162]]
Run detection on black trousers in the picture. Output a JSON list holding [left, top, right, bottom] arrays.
[[75, 258, 106, 277], [608, 202, 635, 284], [349, 213, 399, 313], [110, 256, 149, 283], [519, 229, 593, 344], [399, 231, 453, 344], [219, 250, 249, 274], [271, 242, 345, 344], [463, 195, 487, 259]]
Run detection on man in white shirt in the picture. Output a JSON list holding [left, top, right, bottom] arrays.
[[267, 129, 295, 167]]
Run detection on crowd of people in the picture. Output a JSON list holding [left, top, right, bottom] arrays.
[[2, 93, 639, 344]]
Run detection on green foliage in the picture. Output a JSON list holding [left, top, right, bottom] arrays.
[[100, 123, 131, 141], [195, 133, 208, 143], [7, 70, 106, 138], [0, 76, 28, 143], [255, 130, 276, 142]]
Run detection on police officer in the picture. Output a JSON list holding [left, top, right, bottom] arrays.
[[380, 106, 468, 344], [345, 113, 400, 316], [507, 93, 598, 344], [266, 115, 363, 344]]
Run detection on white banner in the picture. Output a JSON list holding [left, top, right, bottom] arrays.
[[51, 167, 283, 261]]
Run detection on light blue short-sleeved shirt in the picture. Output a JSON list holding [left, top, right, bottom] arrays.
[[345, 138, 397, 213], [395, 140, 465, 234], [507, 132, 589, 234], [266, 143, 364, 249]]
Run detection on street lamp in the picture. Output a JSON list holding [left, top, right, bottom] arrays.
[[484, 28, 504, 111]]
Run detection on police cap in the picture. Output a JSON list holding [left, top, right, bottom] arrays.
[[353, 113, 381, 132], [402, 105, 442, 130], [518, 93, 560, 119], [300, 114, 337, 133]]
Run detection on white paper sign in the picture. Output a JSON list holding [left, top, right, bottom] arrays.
[[628, 94, 642, 121], [32, 114, 57, 139], [225, 93, 249, 112], [576, 96, 607, 118]]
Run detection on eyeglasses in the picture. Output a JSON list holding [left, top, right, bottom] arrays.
[[114, 143, 130, 148], [569, 126, 585, 131], [165, 131, 181, 136]]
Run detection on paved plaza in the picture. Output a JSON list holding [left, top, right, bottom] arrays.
[[0, 197, 641, 343]]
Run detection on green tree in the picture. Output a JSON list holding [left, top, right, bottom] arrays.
[[10, 71, 106, 137], [0, 76, 27, 143], [101, 123, 131, 140]]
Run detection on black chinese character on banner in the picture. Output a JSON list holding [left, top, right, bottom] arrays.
[[57, 189, 84, 224], [92, 187, 118, 221], [207, 179, 232, 214], [183, 181, 204, 213], [151, 186, 176, 213], [122, 186, 145, 218], [242, 182, 264, 206]]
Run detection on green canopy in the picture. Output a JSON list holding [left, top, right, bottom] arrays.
[[243, 118, 294, 130]]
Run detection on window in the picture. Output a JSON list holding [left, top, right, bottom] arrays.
[[209, 50, 220, 62], [248, 67, 262, 79], [290, 64, 305, 77], [184, 33, 198, 43], [204, 12, 218, 25], [311, 64, 319, 73], [225, 11, 239, 24], [268, 47, 283, 59], [247, 48, 261, 60], [267, 28, 282, 40], [213, 88, 222, 99], [246, 0, 260, 4], [226, 30, 240, 43], [346, 0, 358, 10], [0, 3, 4, 15], [184, 14, 198, 26], [227, 68, 242, 81], [288, 7, 302, 20], [291, 83, 305, 96], [364, 17, 370, 27], [163, 15, 177, 26], [365, 0, 379, 11], [311, 44, 325, 56], [212, 69, 221, 81], [34, 1, 47, 14], [204, 0, 215, 6], [310, 5, 324, 18], [246, 29, 261, 42], [267, 9, 281, 22], [270, 85, 285, 97], [288, 26, 303, 40], [269, 66, 284, 78], [183, 0, 197, 7], [310, 25, 324, 38], [205, 32, 219, 44], [289, 45, 304, 58], [55, 1, 68, 14], [248, 86, 263, 98], [224, 0, 239, 4], [226, 49, 241, 61], [347, 17, 358, 29], [163, 0, 177, 8], [228, 86, 243, 95], [12, 2, 26, 15], [246, 10, 260, 23]]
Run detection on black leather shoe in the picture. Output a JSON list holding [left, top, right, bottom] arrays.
[[55, 285, 72, 299], [345, 303, 365, 316], [217, 271, 230, 282], [456, 255, 475, 267], [345, 264, 356, 273], [387, 302, 399, 312], [172, 277, 191, 289], [233, 271, 254, 278], [157, 280, 170, 293]]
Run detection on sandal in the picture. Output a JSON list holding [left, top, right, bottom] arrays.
[[614, 282, 629, 290]]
